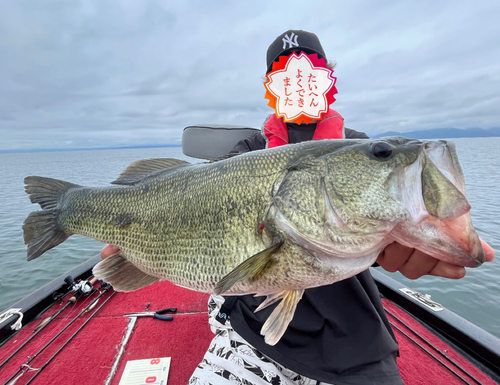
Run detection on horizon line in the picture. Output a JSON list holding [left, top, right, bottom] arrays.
[[0, 143, 182, 154]]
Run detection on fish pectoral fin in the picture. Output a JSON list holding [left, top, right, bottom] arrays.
[[112, 158, 190, 185], [213, 241, 283, 295], [260, 289, 304, 346], [92, 252, 159, 292]]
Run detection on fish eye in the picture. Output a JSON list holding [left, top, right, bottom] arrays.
[[370, 142, 393, 160]]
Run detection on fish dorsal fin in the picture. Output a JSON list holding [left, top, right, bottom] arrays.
[[112, 158, 190, 185], [92, 252, 159, 291], [214, 241, 283, 295], [422, 154, 470, 219], [259, 289, 304, 345]]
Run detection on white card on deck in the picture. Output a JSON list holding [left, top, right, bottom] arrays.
[[119, 357, 171, 385]]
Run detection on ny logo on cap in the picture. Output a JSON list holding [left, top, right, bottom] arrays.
[[282, 33, 299, 50]]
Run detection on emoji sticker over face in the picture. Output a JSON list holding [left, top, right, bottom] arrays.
[[264, 52, 337, 124]]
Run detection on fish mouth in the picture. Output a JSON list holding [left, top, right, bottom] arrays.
[[395, 215, 486, 268], [392, 140, 485, 268], [435, 211, 485, 267], [421, 140, 485, 267]]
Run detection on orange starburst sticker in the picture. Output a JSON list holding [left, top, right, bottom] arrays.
[[264, 52, 337, 124]]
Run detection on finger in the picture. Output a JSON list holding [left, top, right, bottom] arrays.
[[428, 260, 466, 279], [101, 244, 120, 259], [480, 238, 495, 262], [376, 242, 414, 272], [397, 249, 440, 280]]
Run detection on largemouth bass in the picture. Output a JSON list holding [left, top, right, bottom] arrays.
[[23, 137, 485, 345]]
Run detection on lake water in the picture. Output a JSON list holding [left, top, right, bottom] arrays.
[[0, 139, 499, 338]]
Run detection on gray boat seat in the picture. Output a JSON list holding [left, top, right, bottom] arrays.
[[182, 124, 259, 160]]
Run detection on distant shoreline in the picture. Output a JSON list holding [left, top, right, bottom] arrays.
[[2, 126, 500, 153], [0, 144, 182, 154], [370, 127, 500, 139]]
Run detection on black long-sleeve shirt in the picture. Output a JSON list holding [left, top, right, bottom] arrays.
[[227, 123, 403, 385]]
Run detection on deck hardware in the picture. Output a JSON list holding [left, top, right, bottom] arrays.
[[0, 308, 23, 329], [124, 307, 177, 321], [399, 288, 444, 312]]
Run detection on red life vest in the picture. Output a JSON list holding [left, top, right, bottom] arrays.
[[262, 109, 345, 148]]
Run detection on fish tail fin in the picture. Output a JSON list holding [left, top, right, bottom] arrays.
[[23, 176, 79, 261], [23, 211, 69, 261], [24, 176, 79, 209]]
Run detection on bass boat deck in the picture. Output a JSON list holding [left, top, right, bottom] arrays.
[[1, 255, 499, 385]]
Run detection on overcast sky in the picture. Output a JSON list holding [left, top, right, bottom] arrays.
[[1, 1, 499, 150]]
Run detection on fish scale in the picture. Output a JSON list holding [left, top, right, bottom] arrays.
[[23, 137, 485, 345]]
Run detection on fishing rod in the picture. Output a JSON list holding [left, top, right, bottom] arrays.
[[3, 282, 111, 385], [34, 276, 97, 332], [24, 288, 116, 385], [0, 275, 97, 369]]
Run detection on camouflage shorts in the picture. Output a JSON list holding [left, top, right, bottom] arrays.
[[188, 295, 333, 385]]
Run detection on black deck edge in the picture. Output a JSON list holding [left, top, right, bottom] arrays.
[[371, 268, 500, 377], [0, 255, 101, 344]]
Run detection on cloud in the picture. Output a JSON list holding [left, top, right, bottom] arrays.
[[0, 0, 499, 150]]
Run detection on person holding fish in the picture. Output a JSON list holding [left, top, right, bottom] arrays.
[[98, 30, 495, 384]]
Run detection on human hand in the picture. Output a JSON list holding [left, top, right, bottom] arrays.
[[101, 244, 121, 259], [376, 239, 495, 280]]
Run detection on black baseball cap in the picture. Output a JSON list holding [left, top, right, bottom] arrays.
[[266, 30, 326, 73]]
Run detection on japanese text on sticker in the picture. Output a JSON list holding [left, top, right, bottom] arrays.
[[264, 52, 337, 124]]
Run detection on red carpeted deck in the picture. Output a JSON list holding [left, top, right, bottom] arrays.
[[0, 282, 213, 385], [382, 299, 496, 384], [0, 281, 497, 384]]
